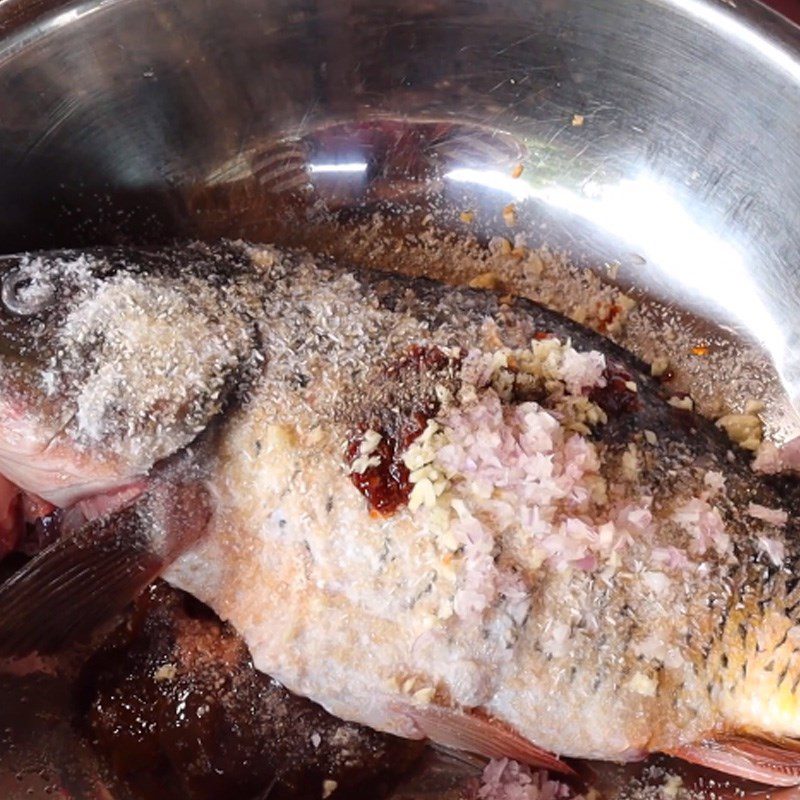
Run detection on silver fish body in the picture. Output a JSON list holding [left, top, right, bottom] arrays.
[[163, 245, 800, 764], [2, 241, 800, 778]]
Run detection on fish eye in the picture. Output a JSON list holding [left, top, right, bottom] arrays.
[[1, 268, 56, 316]]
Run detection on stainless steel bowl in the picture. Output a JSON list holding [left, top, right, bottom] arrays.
[[1, 0, 799, 797]]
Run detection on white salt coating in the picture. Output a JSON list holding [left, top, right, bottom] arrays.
[[19, 252, 95, 285], [42, 264, 252, 472], [757, 535, 785, 567], [57, 277, 237, 445], [650, 546, 691, 571]]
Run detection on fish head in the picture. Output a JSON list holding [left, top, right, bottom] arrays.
[[0, 248, 254, 506]]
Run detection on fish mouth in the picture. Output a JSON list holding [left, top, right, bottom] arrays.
[[0, 391, 149, 565], [0, 418, 143, 508], [0, 395, 146, 509], [0, 425, 149, 562], [0, 443, 142, 508], [0, 470, 147, 558], [0, 388, 211, 569]]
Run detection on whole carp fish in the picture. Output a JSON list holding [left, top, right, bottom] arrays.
[[2, 241, 800, 785]]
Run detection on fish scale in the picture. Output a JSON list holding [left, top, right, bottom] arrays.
[[166, 247, 796, 757]]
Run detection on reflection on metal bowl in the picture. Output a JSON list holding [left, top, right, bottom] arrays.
[[0, 0, 799, 798]]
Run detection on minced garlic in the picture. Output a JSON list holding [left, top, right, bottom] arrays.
[[715, 413, 763, 451], [469, 271, 503, 291], [662, 774, 683, 799], [359, 429, 382, 455], [153, 663, 177, 682], [627, 671, 657, 696], [408, 477, 437, 511], [650, 357, 669, 378], [347, 429, 384, 474], [745, 399, 765, 414], [668, 396, 693, 411], [621, 444, 640, 483], [349, 453, 380, 474], [265, 422, 297, 452], [502, 203, 517, 227], [413, 686, 436, 704]]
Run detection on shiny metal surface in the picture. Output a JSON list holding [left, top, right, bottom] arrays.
[[1, 0, 800, 797], [0, 0, 799, 421]]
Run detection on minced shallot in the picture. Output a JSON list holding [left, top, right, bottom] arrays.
[[671, 498, 730, 557], [406, 389, 651, 625], [753, 436, 800, 474], [559, 348, 607, 395], [703, 470, 726, 493], [748, 502, 788, 527], [395, 335, 776, 633], [471, 758, 578, 800]]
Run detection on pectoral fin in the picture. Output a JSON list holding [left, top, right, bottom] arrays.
[[397, 702, 574, 776], [0, 479, 210, 658], [669, 734, 800, 787]]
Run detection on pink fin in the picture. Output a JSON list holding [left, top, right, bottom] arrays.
[[398, 703, 574, 776], [670, 735, 800, 787]]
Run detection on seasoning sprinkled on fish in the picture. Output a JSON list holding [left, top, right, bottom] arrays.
[[0, 245, 257, 506], [2, 240, 800, 784]]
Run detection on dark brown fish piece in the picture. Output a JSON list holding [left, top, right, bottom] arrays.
[[79, 581, 424, 800]]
